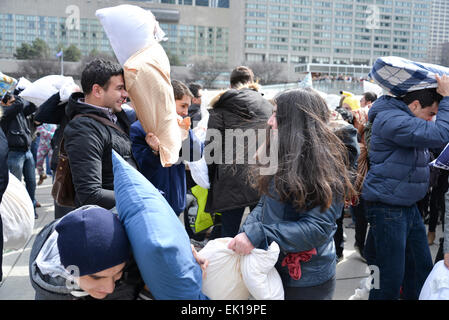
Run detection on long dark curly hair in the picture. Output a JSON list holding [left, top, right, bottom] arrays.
[[254, 88, 357, 212]]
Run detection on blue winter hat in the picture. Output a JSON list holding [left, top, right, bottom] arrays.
[[56, 205, 130, 276]]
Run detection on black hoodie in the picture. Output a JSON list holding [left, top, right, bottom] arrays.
[[63, 92, 136, 209]]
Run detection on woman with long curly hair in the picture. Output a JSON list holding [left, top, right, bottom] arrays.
[[228, 88, 357, 300]]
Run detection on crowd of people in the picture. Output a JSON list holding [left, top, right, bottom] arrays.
[[1, 57, 449, 301]]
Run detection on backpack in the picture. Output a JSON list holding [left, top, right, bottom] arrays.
[[51, 114, 125, 207]]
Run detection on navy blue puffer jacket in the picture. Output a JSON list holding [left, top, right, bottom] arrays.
[[362, 95, 449, 206]]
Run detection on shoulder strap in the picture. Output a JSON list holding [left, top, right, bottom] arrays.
[[59, 113, 125, 156], [73, 113, 125, 135]]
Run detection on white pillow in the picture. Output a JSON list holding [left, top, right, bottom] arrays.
[[19, 75, 75, 107], [241, 241, 284, 300], [96, 5, 167, 66], [16, 77, 32, 90], [419, 260, 449, 300]]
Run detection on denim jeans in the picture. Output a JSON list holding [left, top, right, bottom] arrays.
[[7, 150, 36, 205], [364, 202, 433, 300]]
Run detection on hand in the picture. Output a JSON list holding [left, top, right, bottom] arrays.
[[145, 132, 160, 153], [436, 74, 449, 97], [228, 233, 254, 255], [444, 253, 449, 269], [178, 116, 191, 131], [191, 244, 209, 279]]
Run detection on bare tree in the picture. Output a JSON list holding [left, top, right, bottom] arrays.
[[20, 59, 60, 81], [188, 56, 228, 89], [247, 61, 288, 85], [81, 49, 118, 69]]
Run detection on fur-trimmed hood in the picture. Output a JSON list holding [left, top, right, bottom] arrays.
[[209, 82, 261, 109]]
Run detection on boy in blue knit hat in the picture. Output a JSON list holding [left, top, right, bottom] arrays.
[[29, 205, 208, 300], [29, 205, 143, 300]]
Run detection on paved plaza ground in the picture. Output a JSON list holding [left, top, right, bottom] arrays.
[[0, 176, 444, 300]]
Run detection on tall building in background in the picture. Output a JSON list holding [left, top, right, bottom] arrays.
[[428, 0, 449, 65], [243, 0, 431, 79], [0, 0, 239, 67], [0, 0, 442, 82], [442, 43, 449, 67]]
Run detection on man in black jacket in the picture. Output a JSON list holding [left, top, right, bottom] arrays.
[[0, 93, 38, 218], [64, 59, 136, 210]]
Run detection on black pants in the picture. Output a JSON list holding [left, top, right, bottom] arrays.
[[284, 276, 336, 300], [54, 201, 74, 219], [428, 171, 449, 233], [353, 197, 368, 253], [209, 204, 257, 239], [334, 208, 344, 258]]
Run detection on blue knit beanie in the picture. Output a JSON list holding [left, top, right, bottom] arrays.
[[56, 206, 130, 276]]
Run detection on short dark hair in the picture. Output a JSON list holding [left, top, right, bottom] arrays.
[[188, 83, 202, 98], [230, 66, 254, 88], [400, 88, 443, 108], [172, 79, 193, 101], [363, 92, 378, 103], [81, 59, 123, 95]]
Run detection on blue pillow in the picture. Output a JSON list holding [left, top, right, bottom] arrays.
[[112, 150, 208, 300]]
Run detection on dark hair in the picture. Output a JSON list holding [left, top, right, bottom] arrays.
[[188, 83, 202, 98], [255, 88, 356, 212], [363, 91, 378, 103], [230, 66, 254, 88], [400, 88, 443, 108], [172, 79, 193, 100], [81, 58, 123, 95]]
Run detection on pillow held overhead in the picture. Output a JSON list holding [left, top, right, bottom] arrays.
[[370, 56, 449, 97], [97, 4, 181, 167]]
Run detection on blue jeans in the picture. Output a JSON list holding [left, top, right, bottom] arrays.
[[364, 202, 433, 300], [7, 150, 36, 206]]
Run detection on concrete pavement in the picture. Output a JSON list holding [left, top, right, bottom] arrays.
[[0, 175, 444, 300]]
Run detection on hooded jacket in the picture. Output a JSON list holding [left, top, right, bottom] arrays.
[[362, 95, 449, 206], [204, 85, 272, 213], [63, 92, 137, 209]]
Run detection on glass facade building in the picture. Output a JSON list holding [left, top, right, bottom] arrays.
[[0, 13, 112, 58], [243, 0, 432, 67]]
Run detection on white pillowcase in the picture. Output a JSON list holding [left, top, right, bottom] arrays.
[[96, 5, 167, 66]]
